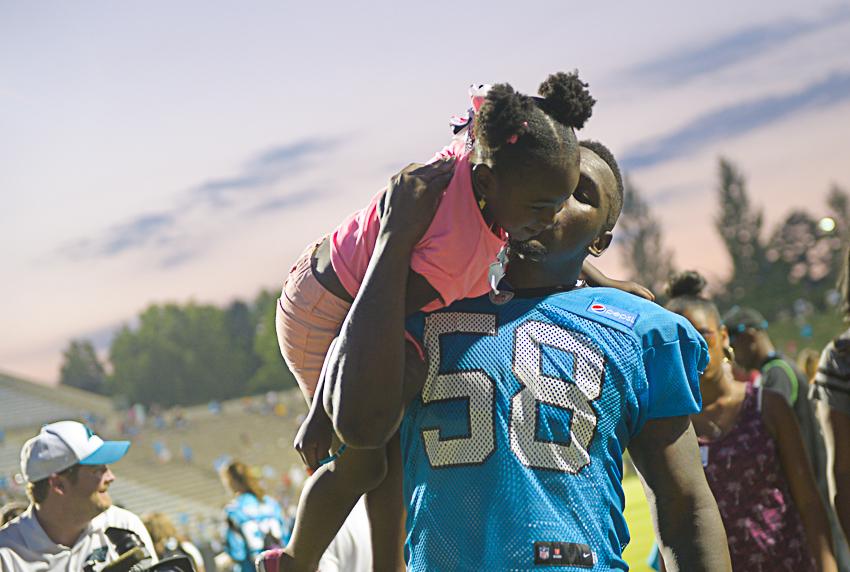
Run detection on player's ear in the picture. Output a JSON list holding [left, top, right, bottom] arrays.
[[588, 231, 613, 257]]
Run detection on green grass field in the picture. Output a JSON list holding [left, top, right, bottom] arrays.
[[622, 474, 656, 572]]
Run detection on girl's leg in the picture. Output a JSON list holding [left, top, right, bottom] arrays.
[[280, 444, 388, 572], [365, 432, 406, 571]]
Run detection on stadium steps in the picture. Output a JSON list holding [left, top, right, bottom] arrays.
[[0, 371, 113, 432]]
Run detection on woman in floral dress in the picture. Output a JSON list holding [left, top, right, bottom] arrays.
[[665, 271, 836, 571]]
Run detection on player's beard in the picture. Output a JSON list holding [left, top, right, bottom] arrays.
[[508, 237, 548, 262]]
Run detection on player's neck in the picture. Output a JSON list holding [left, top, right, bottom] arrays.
[[506, 257, 582, 291]]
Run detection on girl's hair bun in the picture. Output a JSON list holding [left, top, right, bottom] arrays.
[[537, 71, 595, 129], [475, 82, 535, 150], [666, 270, 707, 299]]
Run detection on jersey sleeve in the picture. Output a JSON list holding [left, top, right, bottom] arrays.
[[642, 331, 707, 421]]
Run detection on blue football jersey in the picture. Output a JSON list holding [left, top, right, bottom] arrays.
[[224, 493, 288, 571], [402, 287, 708, 571]]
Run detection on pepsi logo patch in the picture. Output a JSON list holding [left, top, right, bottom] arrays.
[[587, 301, 639, 328]]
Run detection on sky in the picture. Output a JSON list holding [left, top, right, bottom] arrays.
[[2, 1, 850, 383]]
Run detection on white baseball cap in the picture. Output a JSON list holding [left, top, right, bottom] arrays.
[[20, 421, 131, 483]]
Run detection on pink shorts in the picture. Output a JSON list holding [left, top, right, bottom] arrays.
[[276, 240, 351, 400]]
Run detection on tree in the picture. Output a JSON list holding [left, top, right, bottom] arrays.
[[827, 184, 850, 242], [59, 340, 107, 394], [617, 177, 676, 297], [224, 300, 262, 386], [247, 289, 297, 394], [108, 302, 253, 406], [763, 210, 839, 317], [714, 158, 768, 307]]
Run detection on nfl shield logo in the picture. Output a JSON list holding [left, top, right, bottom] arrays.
[[538, 545, 550, 560]]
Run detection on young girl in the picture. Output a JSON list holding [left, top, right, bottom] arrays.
[[270, 72, 622, 572], [665, 271, 837, 572]]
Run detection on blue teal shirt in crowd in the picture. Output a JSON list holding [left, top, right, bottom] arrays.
[[224, 493, 288, 572]]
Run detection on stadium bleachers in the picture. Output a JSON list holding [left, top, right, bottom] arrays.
[[0, 372, 112, 432]]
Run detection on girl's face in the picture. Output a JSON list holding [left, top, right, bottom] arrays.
[[522, 147, 615, 261], [478, 154, 580, 242], [681, 306, 729, 384]]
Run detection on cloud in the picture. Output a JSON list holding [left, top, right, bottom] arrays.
[[621, 70, 850, 171], [62, 212, 176, 259], [626, 5, 850, 86], [247, 188, 328, 215], [645, 183, 705, 206], [158, 249, 200, 269], [59, 137, 342, 262], [193, 138, 335, 205]]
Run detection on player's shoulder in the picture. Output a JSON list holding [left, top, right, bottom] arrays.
[[546, 287, 702, 349]]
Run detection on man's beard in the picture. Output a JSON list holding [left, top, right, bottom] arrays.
[[508, 238, 549, 263]]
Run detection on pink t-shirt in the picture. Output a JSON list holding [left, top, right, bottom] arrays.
[[329, 152, 506, 312]]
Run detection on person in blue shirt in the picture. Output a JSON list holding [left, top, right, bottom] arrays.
[[314, 139, 730, 571], [222, 460, 289, 571]]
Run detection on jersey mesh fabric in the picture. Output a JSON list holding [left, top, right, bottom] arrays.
[[402, 288, 706, 571]]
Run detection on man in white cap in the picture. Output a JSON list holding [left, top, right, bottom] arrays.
[[0, 420, 157, 571]]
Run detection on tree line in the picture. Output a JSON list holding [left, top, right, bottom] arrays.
[[59, 290, 295, 405], [619, 157, 849, 320]]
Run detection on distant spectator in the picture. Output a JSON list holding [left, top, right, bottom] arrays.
[[173, 408, 188, 429], [221, 461, 288, 572], [725, 308, 850, 569], [154, 440, 172, 463], [798, 347, 820, 384], [142, 511, 206, 572], [0, 421, 156, 570], [815, 248, 850, 550], [0, 501, 27, 527], [724, 305, 828, 491]]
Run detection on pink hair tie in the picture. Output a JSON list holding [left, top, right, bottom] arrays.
[[506, 121, 529, 145]]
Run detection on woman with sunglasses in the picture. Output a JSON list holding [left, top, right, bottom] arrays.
[[665, 270, 836, 571]]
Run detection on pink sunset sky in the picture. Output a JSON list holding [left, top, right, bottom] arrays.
[[2, 1, 850, 383]]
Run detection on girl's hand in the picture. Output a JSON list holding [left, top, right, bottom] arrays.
[[379, 159, 456, 248], [294, 405, 334, 471], [606, 278, 656, 301], [581, 261, 655, 301]]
